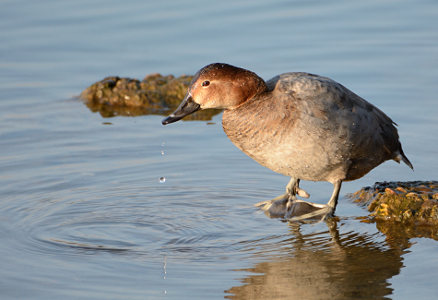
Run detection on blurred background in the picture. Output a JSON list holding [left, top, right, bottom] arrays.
[[1, 0, 437, 299]]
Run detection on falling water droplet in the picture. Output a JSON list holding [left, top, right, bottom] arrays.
[[159, 177, 166, 183], [163, 256, 167, 278], [162, 255, 167, 294]]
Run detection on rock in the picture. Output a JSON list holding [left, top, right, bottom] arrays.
[[350, 181, 438, 224], [80, 74, 221, 120], [349, 181, 438, 240]]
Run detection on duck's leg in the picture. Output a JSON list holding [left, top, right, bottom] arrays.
[[288, 178, 310, 199], [288, 180, 342, 221], [255, 177, 309, 217], [326, 180, 342, 214]]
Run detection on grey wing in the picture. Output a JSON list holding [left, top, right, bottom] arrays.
[[307, 75, 405, 178], [268, 72, 402, 157], [277, 72, 404, 177]]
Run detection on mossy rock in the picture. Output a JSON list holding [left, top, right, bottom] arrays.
[[80, 74, 221, 120], [349, 181, 438, 225]]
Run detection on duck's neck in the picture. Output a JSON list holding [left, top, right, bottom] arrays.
[[247, 74, 268, 102], [228, 74, 268, 110]]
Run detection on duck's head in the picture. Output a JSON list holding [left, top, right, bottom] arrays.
[[162, 63, 266, 125]]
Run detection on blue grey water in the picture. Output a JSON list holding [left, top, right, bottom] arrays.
[[1, 0, 437, 299]]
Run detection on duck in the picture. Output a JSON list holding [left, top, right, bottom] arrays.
[[162, 63, 413, 221]]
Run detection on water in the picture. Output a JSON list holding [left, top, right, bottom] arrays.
[[1, 0, 438, 299]]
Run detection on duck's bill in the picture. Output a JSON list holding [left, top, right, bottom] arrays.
[[162, 94, 201, 125]]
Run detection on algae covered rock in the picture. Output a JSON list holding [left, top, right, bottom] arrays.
[[349, 181, 438, 224], [349, 181, 438, 241], [80, 73, 221, 120]]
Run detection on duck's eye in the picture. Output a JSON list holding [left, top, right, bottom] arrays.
[[201, 80, 210, 87]]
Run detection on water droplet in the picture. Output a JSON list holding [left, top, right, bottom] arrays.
[[159, 177, 166, 183], [162, 255, 167, 280], [161, 150, 165, 156]]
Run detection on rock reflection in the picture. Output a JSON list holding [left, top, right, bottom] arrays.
[[226, 220, 407, 300]]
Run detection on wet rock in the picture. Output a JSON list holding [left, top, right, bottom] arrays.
[[349, 181, 438, 241], [349, 181, 438, 225], [80, 74, 221, 119]]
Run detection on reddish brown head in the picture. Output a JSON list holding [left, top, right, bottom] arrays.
[[162, 63, 267, 125]]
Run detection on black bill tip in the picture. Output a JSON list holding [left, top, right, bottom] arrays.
[[161, 94, 201, 125], [162, 114, 183, 125]]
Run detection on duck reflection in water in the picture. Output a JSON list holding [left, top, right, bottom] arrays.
[[225, 219, 409, 300]]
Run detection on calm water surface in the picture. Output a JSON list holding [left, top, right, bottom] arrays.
[[1, 0, 438, 299]]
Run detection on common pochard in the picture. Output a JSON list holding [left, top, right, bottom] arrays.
[[162, 63, 413, 221]]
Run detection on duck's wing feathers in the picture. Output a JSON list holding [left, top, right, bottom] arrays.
[[269, 73, 411, 172]]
